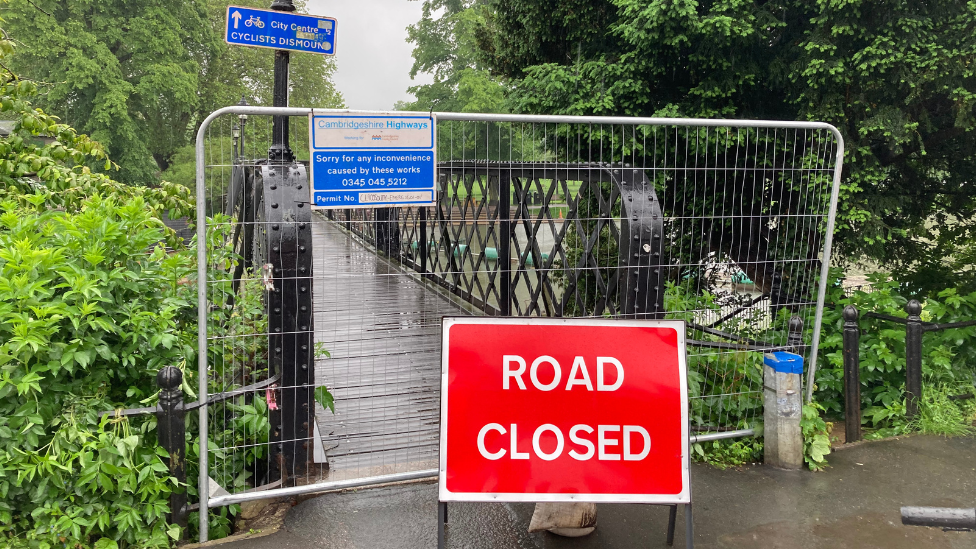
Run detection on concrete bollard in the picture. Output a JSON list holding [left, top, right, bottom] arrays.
[[763, 351, 803, 469]]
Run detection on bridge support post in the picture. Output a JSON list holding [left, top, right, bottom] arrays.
[[375, 208, 401, 258], [499, 173, 512, 316], [263, 164, 315, 484], [616, 169, 665, 319]]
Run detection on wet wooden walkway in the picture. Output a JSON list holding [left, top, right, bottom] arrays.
[[311, 212, 471, 481]]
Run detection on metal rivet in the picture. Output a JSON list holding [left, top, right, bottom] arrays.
[[301, 364, 308, 370], [642, 244, 652, 253], [301, 305, 308, 312], [301, 325, 308, 331], [301, 345, 308, 351], [272, 203, 279, 208], [633, 235, 639, 240], [632, 216, 638, 221], [633, 253, 639, 259], [274, 307, 281, 313], [300, 286, 307, 292], [298, 203, 304, 208], [274, 327, 281, 333], [299, 267, 307, 273], [275, 347, 282, 354], [272, 224, 280, 230], [297, 185, 303, 190], [299, 246, 306, 252], [299, 223, 307, 229], [627, 196, 633, 201], [273, 246, 280, 252], [270, 185, 277, 190]]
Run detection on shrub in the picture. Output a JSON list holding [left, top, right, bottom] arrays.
[[814, 270, 976, 434], [0, 196, 196, 548]]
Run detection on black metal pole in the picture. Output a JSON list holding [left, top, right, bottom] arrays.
[[269, 0, 295, 162], [902, 506, 976, 529], [842, 305, 861, 443], [437, 501, 447, 549], [156, 366, 187, 536], [498, 173, 511, 316], [666, 504, 677, 546], [905, 299, 923, 419], [419, 207, 428, 275], [787, 315, 803, 351], [770, 272, 782, 317]]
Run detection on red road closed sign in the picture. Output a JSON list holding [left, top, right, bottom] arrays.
[[439, 317, 690, 504]]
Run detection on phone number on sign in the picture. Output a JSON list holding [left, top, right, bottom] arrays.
[[340, 178, 410, 187]]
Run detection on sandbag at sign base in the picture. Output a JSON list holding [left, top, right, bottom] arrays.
[[528, 502, 597, 537]]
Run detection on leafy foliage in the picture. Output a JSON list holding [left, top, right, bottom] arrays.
[[402, 1, 507, 113], [815, 271, 976, 432], [0, 16, 283, 544], [475, 0, 976, 295], [5, 0, 343, 184], [0, 196, 195, 548], [800, 402, 831, 471], [691, 437, 763, 469]]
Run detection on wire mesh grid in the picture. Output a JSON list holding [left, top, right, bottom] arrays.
[[198, 109, 841, 507], [331, 119, 839, 432]]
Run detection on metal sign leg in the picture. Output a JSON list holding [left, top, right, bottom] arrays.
[[685, 503, 694, 549], [666, 504, 677, 546], [437, 501, 447, 549]]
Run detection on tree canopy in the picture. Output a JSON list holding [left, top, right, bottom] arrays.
[[401, 0, 506, 113], [4, 0, 343, 184], [439, 0, 976, 293]]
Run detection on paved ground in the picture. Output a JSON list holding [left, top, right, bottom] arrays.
[[217, 435, 975, 549]]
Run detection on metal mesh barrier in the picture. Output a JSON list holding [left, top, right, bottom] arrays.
[[195, 108, 842, 523]]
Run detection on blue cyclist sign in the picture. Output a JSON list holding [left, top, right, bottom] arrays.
[[225, 6, 337, 55]]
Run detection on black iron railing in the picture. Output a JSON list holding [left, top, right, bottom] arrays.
[[840, 301, 976, 443], [327, 161, 810, 354]]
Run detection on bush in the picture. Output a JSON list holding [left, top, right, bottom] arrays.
[[0, 196, 196, 548], [814, 270, 976, 435]]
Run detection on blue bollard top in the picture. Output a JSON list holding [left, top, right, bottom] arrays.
[[763, 351, 804, 374]]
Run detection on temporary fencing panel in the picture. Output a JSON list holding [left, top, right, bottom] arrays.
[[195, 107, 843, 539]]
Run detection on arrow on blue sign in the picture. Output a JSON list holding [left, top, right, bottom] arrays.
[[225, 5, 337, 56]]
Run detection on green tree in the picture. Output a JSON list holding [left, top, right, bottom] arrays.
[[4, 0, 343, 184], [403, 0, 506, 113], [476, 0, 976, 295]]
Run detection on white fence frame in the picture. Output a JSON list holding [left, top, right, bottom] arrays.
[[195, 106, 844, 541]]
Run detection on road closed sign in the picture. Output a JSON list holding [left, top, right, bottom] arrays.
[[439, 317, 690, 504]]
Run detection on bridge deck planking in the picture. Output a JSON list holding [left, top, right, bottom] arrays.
[[311, 212, 471, 478]]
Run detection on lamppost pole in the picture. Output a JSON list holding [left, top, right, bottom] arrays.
[[238, 95, 249, 158], [268, 0, 295, 162]]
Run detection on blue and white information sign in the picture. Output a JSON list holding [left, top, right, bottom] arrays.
[[309, 111, 437, 209], [225, 6, 336, 55]]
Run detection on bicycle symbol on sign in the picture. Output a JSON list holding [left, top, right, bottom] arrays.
[[244, 15, 264, 28]]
